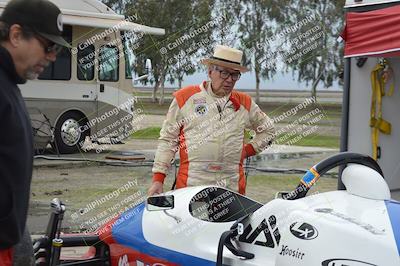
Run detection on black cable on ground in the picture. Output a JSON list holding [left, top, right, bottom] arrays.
[[33, 155, 339, 176], [33, 155, 154, 167]]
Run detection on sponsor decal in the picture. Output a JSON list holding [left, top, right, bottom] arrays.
[[321, 258, 377, 266], [239, 215, 280, 248], [118, 254, 129, 266], [117, 253, 169, 266], [290, 222, 318, 240], [279, 245, 305, 260], [206, 164, 223, 172], [193, 97, 206, 104], [195, 104, 208, 116], [315, 208, 385, 235]]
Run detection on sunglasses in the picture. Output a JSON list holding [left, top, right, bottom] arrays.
[[213, 67, 241, 81], [34, 34, 63, 54]]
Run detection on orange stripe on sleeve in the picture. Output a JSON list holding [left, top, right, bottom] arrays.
[[173, 85, 201, 108], [238, 165, 246, 195], [152, 172, 166, 183], [176, 129, 189, 188], [238, 144, 247, 195], [231, 91, 252, 111]]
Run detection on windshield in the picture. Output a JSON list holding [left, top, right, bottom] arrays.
[[189, 187, 262, 223], [122, 31, 141, 79]]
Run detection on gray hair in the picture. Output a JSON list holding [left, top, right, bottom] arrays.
[[0, 22, 9, 42], [209, 64, 224, 73], [0, 21, 35, 43]]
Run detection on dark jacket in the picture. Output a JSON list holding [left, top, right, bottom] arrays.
[[0, 45, 33, 249]]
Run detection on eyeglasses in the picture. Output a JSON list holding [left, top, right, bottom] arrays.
[[34, 34, 63, 54], [213, 67, 241, 81]]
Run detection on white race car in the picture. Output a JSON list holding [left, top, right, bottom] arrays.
[[34, 152, 400, 266]]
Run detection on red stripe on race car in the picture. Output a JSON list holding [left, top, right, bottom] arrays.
[[109, 244, 179, 266], [98, 215, 121, 245]]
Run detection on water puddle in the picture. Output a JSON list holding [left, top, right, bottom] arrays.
[[246, 151, 339, 174]]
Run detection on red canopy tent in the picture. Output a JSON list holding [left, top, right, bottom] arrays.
[[342, 4, 400, 58]]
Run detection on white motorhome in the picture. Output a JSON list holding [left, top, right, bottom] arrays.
[[341, 0, 400, 191], [0, 0, 164, 153]]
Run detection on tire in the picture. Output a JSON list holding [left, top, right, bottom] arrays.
[[53, 111, 89, 154]]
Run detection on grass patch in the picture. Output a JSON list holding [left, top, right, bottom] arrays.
[[136, 101, 171, 115], [293, 134, 339, 148], [133, 92, 173, 97], [135, 99, 343, 119], [131, 127, 161, 139], [244, 129, 339, 148], [275, 133, 339, 148]]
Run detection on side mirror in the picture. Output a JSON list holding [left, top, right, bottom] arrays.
[[146, 195, 174, 211]]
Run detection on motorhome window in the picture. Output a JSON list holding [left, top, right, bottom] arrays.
[[121, 31, 135, 79], [38, 25, 72, 80], [99, 45, 119, 82], [189, 187, 262, 223], [77, 44, 95, 81]]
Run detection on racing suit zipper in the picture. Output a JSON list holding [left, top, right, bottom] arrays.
[[216, 99, 229, 120], [217, 105, 222, 120], [217, 100, 230, 162]]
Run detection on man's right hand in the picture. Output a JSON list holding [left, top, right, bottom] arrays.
[[148, 181, 164, 196]]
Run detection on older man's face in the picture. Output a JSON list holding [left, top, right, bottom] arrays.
[[209, 65, 241, 97], [8, 25, 58, 80]]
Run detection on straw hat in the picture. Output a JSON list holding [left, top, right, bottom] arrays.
[[201, 45, 249, 73]]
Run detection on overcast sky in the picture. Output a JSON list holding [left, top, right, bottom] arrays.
[[176, 70, 341, 91]]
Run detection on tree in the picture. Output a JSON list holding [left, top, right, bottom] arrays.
[[125, 0, 213, 104], [210, 0, 241, 46], [272, 0, 345, 99], [101, 0, 125, 13], [234, 0, 280, 103], [166, 0, 214, 91]]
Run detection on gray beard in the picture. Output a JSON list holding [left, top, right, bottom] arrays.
[[25, 70, 39, 80], [25, 62, 49, 80]]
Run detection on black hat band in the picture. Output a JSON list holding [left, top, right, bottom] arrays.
[[211, 56, 241, 65]]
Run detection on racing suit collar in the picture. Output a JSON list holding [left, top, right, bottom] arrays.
[[201, 81, 240, 112], [203, 81, 231, 99]]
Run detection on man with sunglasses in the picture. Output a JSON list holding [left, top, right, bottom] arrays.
[[0, 0, 69, 264], [148, 45, 275, 196]]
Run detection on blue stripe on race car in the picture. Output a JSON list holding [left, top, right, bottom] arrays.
[[385, 200, 400, 256], [112, 203, 216, 266]]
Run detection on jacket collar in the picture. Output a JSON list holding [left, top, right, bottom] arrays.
[[0, 45, 26, 84]]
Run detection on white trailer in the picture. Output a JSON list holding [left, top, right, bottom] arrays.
[[0, 0, 164, 153], [340, 0, 400, 191]]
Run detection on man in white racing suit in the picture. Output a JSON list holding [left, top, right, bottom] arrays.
[[148, 45, 275, 196]]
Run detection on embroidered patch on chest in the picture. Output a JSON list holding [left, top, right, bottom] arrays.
[[193, 97, 207, 104], [195, 104, 208, 116]]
